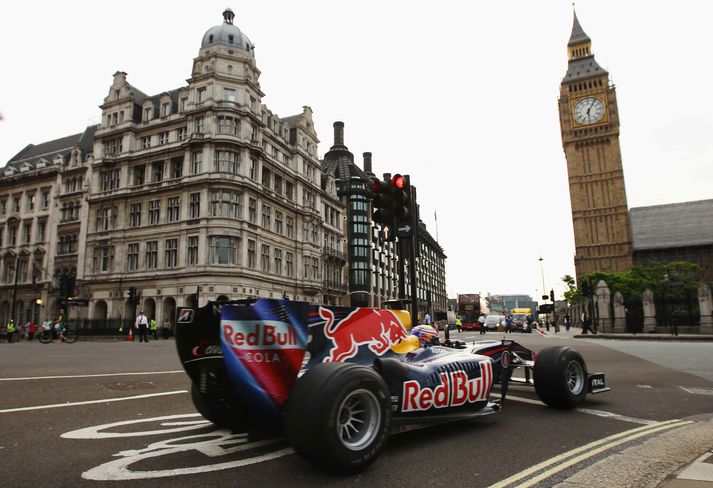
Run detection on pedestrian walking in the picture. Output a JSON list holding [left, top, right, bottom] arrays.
[[455, 316, 462, 333], [504, 315, 513, 334], [423, 313, 431, 326], [478, 314, 486, 335], [582, 312, 593, 335], [28, 321, 36, 341], [7, 320, 16, 342], [564, 314, 571, 331], [135, 310, 149, 343]]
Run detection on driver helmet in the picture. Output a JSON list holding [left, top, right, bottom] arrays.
[[411, 325, 438, 346]]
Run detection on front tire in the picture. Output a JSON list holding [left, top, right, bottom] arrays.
[[38, 330, 53, 344], [286, 362, 391, 473], [534, 346, 587, 409]]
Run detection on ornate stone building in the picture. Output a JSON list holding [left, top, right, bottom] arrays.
[[558, 11, 633, 278], [0, 9, 346, 327]]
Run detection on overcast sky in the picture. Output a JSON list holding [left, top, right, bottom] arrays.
[[1, 0, 711, 302]]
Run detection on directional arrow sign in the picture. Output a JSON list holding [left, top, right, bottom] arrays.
[[396, 223, 412, 238]]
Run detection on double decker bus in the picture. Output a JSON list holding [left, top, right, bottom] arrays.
[[457, 294, 489, 330]]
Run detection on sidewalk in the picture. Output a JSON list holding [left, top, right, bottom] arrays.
[[535, 326, 713, 342]]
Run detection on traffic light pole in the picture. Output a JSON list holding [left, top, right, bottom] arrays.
[[408, 183, 419, 324]]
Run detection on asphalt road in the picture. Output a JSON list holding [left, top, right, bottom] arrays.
[[1, 331, 712, 487]]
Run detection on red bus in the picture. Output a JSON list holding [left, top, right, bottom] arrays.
[[457, 294, 486, 330]]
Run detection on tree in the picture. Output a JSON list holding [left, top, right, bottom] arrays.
[[561, 274, 581, 305], [567, 262, 701, 303]]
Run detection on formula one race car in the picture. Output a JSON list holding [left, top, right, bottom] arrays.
[[175, 299, 609, 473]]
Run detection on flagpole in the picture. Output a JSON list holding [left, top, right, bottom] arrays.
[[434, 210, 439, 242]]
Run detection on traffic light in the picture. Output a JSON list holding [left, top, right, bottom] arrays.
[[391, 174, 410, 228], [550, 289, 555, 303], [580, 280, 590, 297], [128, 287, 136, 304], [371, 177, 395, 233]]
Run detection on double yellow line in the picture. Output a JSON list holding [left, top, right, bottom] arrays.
[[490, 418, 693, 488]]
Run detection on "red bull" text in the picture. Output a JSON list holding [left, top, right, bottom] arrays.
[[401, 361, 493, 412], [222, 321, 299, 350], [321, 307, 409, 362]]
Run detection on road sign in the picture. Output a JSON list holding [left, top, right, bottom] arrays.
[[63, 299, 89, 307], [538, 304, 554, 314], [395, 223, 412, 238]]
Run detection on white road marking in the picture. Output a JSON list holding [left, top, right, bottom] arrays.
[[489, 419, 692, 488], [506, 395, 657, 425], [0, 370, 184, 382], [0, 390, 188, 414], [62, 414, 209, 439]]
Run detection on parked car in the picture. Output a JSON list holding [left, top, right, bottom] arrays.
[[484, 314, 505, 331]]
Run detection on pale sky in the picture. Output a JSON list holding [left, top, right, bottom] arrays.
[[1, 1, 711, 302]]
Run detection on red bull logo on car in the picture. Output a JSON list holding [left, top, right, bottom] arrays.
[[321, 307, 409, 363], [401, 360, 493, 412]]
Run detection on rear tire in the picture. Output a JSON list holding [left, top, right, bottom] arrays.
[[63, 330, 77, 343], [534, 346, 587, 409], [286, 362, 391, 473], [38, 330, 53, 344]]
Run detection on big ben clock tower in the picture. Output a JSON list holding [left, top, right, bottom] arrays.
[[558, 11, 633, 278]]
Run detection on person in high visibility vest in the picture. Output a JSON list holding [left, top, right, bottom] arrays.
[[455, 316, 462, 333], [149, 318, 158, 340], [6, 320, 16, 343]]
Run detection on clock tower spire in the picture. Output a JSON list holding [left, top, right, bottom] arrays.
[[558, 10, 633, 279]]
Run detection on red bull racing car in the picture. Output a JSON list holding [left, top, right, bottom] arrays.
[[175, 299, 609, 473]]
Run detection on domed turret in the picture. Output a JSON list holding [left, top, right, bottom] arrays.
[[201, 8, 254, 57]]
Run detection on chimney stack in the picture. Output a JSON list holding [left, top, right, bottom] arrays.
[[333, 121, 345, 147], [363, 152, 373, 174]]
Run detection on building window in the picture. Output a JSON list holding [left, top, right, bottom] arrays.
[[189, 192, 201, 219], [171, 157, 183, 179], [161, 102, 171, 117], [195, 116, 205, 133], [104, 137, 123, 155], [145, 241, 158, 269], [148, 200, 160, 225], [129, 203, 142, 227], [274, 248, 282, 275], [143, 107, 152, 121], [152, 161, 164, 182], [159, 132, 169, 145], [286, 216, 294, 238], [249, 158, 257, 180], [191, 151, 202, 174], [286, 252, 294, 277], [177, 126, 188, 141], [274, 174, 283, 195], [94, 245, 115, 273], [13, 196, 20, 213], [261, 205, 271, 228], [127, 243, 139, 271], [247, 240, 256, 268], [285, 181, 294, 201], [133, 164, 146, 185], [167, 197, 180, 222], [223, 87, 236, 103], [96, 206, 116, 231], [209, 236, 238, 265], [303, 255, 310, 279], [197, 87, 207, 103], [0, 199, 6, 215], [312, 257, 320, 280], [26, 193, 35, 211], [218, 116, 239, 135], [37, 222, 46, 242], [180, 97, 188, 112], [101, 169, 120, 191], [274, 211, 283, 234], [211, 191, 240, 219], [8, 226, 16, 245], [248, 198, 257, 223], [215, 150, 239, 174], [141, 136, 151, 149], [262, 167, 271, 188], [165, 238, 178, 268], [22, 223, 31, 244], [187, 236, 199, 265], [261, 244, 270, 272]]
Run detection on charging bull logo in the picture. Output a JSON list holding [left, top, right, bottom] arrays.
[[321, 307, 408, 362]]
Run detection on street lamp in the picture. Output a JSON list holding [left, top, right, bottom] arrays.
[[538, 257, 546, 296]]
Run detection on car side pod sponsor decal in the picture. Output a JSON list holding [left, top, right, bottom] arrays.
[[221, 299, 309, 421], [401, 360, 493, 412], [320, 306, 409, 362], [177, 308, 194, 324]]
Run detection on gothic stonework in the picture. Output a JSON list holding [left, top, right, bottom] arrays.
[[558, 11, 633, 280]]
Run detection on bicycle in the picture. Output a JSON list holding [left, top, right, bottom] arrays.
[[38, 324, 77, 344]]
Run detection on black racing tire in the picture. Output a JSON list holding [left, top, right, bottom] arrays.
[[38, 330, 53, 344], [533, 346, 588, 409], [286, 362, 391, 473], [190, 382, 249, 431]]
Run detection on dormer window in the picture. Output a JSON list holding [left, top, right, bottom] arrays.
[[228, 35, 234, 44], [209, 34, 214, 43], [144, 107, 152, 121], [197, 87, 207, 103]]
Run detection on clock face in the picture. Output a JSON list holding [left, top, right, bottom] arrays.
[[572, 97, 605, 125]]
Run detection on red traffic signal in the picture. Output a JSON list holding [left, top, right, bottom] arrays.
[[392, 174, 406, 189]]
